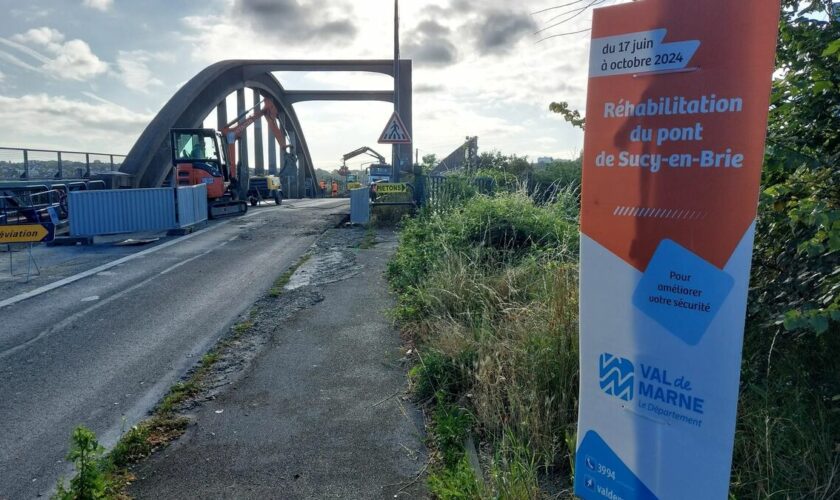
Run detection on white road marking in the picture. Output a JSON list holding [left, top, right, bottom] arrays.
[[0, 201, 345, 310], [0, 257, 193, 359], [80, 296, 99, 302], [0, 222, 220, 310]]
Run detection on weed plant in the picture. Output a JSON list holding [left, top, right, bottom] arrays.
[[54, 427, 107, 500]]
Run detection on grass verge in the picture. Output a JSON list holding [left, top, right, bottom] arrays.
[[53, 315, 253, 498], [54, 251, 318, 498], [389, 192, 579, 498], [389, 189, 838, 498]]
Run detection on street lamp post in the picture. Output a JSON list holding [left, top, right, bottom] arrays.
[[392, 0, 400, 182]]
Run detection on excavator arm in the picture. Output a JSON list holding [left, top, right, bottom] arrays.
[[341, 146, 386, 166], [220, 98, 290, 183]]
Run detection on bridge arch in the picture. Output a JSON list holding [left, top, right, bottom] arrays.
[[121, 59, 412, 197], [122, 61, 315, 195]]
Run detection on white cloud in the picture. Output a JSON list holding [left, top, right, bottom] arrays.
[[8, 27, 108, 81], [82, 0, 113, 12], [114, 50, 171, 93], [172, 0, 604, 162], [0, 1, 615, 163], [0, 93, 152, 151], [44, 39, 109, 80], [12, 26, 64, 46]]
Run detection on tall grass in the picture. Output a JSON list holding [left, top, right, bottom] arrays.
[[390, 187, 839, 498], [730, 326, 840, 499], [391, 191, 580, 494], [413, 251, 578, 464]]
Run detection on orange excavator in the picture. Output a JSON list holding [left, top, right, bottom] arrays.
[[170, 98, 290, 218]]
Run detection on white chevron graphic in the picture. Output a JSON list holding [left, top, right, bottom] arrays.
[[599, 353, 634, 401]]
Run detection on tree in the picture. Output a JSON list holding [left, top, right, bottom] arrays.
[[549, 101, 585, 129], [766, 0, 840, 176], [421, 153, 437, 173], [753, 0, 840, 336], [475, 151, 533, 178]]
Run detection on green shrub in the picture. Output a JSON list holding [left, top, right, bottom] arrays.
[[534, 158, 581, 184], [388, 191, 578, 322], [457, 193, 577, 255]]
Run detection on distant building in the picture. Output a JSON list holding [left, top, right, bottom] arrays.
[[535, 157, 555, 168]]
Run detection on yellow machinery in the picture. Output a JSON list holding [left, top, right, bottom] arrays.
[[247, 175, 283, 206]]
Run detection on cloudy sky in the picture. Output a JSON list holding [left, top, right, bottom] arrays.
[[0, 0, 620, 171]]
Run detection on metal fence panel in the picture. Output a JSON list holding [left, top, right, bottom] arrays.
[[422, 175, 496, 211], [0, 149, 24, 179], [350, 187, 370, 224], [27, 150, 60, 179], [88, 154, 113, 174], [61, 152, 87, 179], [69, 188, 176, 236], [176, 184, 208, 227], [0, 147, 125, 181]]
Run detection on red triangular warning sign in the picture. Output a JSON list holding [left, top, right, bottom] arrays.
[[378, 112, 412, 144]]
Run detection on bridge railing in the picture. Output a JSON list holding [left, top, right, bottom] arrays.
[[0, 147, 126, 180]]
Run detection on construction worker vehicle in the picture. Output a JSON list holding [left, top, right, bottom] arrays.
[[340, 146, 390, 184], [170, 98, 290, 218], [171, 128, 246, 218]]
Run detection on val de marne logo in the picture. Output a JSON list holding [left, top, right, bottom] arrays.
[[599, 353, 634, 401]]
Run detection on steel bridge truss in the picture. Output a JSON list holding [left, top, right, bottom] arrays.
[[121, 60, 413, 198]]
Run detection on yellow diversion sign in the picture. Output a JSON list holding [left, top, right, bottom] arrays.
[[0, 224, 54, 244], [376, 183, 408, 194]]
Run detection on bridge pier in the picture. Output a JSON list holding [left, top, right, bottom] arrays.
[[253, 89, 265, 176], [236, 88, 249, 174], [267, 99, 277, 176], [216, 100, 227, 133]]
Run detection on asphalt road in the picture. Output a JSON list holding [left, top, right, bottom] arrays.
[[128, 230, 427, 499], [0, 199, 348, 499]]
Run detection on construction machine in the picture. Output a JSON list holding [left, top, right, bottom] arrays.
[[340, 146, 390, 183], [170, 98, 290, 218], [247, 175, 282, 206]]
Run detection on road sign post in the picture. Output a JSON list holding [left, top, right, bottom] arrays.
[[575, 1, 780, 499], [2, 223, 53, 282], [378, 112, 412, 146], [375, 182, 408, 195], [0, 223, 55, 244]]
